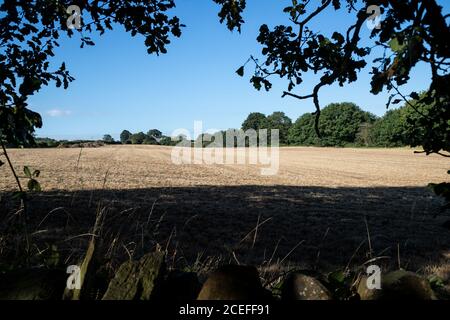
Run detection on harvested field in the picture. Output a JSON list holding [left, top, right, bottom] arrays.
[[0, 146, 449, 274]]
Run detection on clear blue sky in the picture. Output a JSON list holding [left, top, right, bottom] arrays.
[[29, 0, 449, 140]]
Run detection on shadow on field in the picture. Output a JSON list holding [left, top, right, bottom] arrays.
[[1, 185, 449, 272]]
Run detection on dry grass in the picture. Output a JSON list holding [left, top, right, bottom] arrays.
[[0, 145, 448, 190], [0, 145, 449, 278]]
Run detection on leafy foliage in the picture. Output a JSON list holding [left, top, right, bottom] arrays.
[[242, 112, 267, 131], [102, 134, 114, 143], [23, 166, 41, 192], [288, 103, 376, 146], [120, 130, 132, 144], [401, 93, 450, 155], [122, 129, 174, 145], [35, 137, 59, 148], [265, 111, 292, 145], [130, 132, 147, 145], [0, 0, 245, 146], [369, 109, 405, 147], [239, 0, 449, 157], [212, 0, 246, 32], [147, 129, 162, 139], [288, 112, 319, 146], [241, 111, 292, 145]]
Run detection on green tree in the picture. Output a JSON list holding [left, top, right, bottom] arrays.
[[288, 113, 319, 146], [369, 109, 406, 147], [289, 103, 375, 146], [143, 135, 159, 145], [265, 111, 292, 144], [103, 134, 114, 143], [160, 136, 176, 146], [120, 130, 132, 144], [401, 95, 449, 154], [130, 132, 146, 145], [147, 129, 162, 139], [242, 112, 267, 131], [236, 0, 449, 157], [0, 1, 244, 146]]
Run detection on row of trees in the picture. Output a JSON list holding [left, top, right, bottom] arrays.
[[240, 101, 432, 148], [111, 101, 430, 148], [111, 129, 176, 146]]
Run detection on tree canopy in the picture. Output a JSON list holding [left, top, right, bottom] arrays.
[[103, 134, 114, 143], [236, 0, 449, 156], [288, 102, 376, 146], [265, 111, 293, 144], [369, 108, 405, 147], [242, 112, 267, 131], [120, 130, 132, 144], [0, 0, 244, 146]]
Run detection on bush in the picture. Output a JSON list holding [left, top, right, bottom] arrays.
[[130, 132, 146, 145], [369, 109, 406, 147]]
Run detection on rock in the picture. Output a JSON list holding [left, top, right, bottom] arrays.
[[0, 269, 66, 300], [102, 252, 165, 300], [379, 270, 437, 300], [356, 275, 382, 300], [197, 265, 266, 300], [357, 271, 436, 300], [282, 273, 332, 300], [159, 271, 202, 300]]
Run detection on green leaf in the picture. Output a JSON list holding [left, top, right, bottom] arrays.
[[328, 270, 346, 285], [389, 37, 407, 52], [410, 92, 420, 100], [428, 275, 444, 289], [236, 66, 245, 77], [23, 166, 32, 178], [27, 179, 41, 192], [33, 170, 40, 178]]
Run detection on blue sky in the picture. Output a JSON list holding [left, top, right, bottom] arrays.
[[29, 0, 449, 140]]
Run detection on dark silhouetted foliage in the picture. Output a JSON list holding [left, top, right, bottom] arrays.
[[0, 0, 245, 146], [120, 130, 132, 144], [147, 129, 163, 140], [103, 134, 114, 143], [237, 0, 449, 157], [130, 132, 147, 145]]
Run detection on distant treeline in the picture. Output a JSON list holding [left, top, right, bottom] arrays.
[[114, 130, 178, 146], [32, 138, 107, 148], [34, 100, 430, 149]]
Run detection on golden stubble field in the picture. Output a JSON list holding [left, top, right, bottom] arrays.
[[0, 145, 448, 190], [1, 145, 449, 275]]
